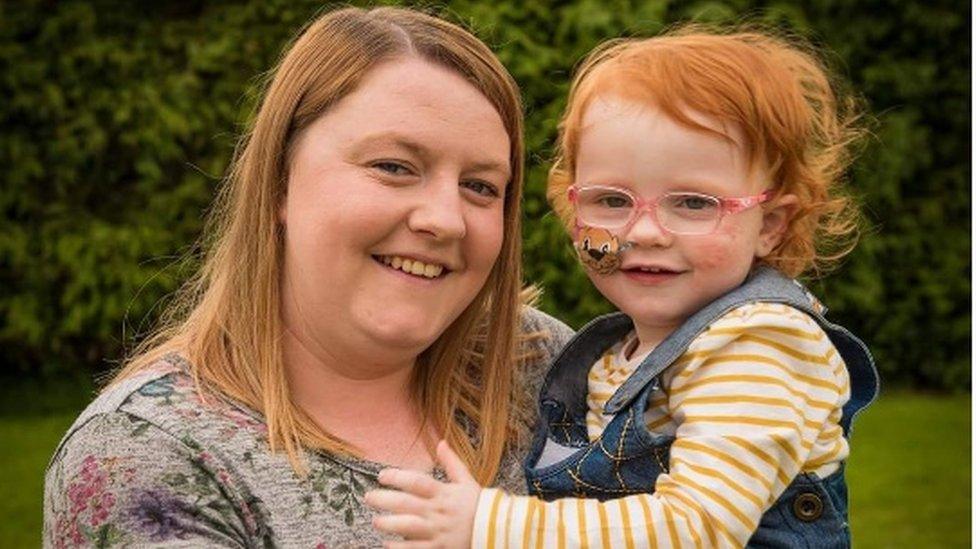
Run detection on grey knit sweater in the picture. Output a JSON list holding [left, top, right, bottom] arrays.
[[44, 308, 573, 548]]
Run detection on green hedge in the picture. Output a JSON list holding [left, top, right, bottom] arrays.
[[1, 0, 969, 389]]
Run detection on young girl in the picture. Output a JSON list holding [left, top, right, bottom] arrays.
[[365, 25, 879, 548]]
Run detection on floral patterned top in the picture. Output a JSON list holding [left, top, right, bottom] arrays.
[[43, 308, 573, 548]]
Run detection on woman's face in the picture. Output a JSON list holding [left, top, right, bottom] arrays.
[[280, 58, 511, 370]]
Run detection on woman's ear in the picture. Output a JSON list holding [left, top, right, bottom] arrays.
[[278, 192, 288, 225], [755, 194, 798, 258]]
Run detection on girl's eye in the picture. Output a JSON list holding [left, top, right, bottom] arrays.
[[674, 195, 717, 210], [462, 180, 500, 198], [597, 194, 632, 208], [372, 161, 414, 176]]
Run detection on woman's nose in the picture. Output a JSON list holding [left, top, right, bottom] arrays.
[[407, 178, 467, 240]]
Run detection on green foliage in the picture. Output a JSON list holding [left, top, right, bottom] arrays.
[[0, 0, 968, 389]]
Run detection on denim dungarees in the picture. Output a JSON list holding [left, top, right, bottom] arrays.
[[524, 267, 879, 548]]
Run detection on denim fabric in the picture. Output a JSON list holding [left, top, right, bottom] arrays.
[[524, 267, 879, 547]]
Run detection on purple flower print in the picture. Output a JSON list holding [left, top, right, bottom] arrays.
[[127, 489, 188, 541]]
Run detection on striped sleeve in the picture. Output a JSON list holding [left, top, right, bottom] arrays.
[[471, 303, 850, 549]]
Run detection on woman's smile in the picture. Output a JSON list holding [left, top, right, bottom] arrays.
[[372, 254, 451, 281]]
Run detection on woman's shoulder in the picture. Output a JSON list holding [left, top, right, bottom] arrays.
[[519, 305, 575, 364], [43, 357, 276, 546], [48, 355, 267, 473]]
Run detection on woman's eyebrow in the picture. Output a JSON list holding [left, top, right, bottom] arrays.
[[352, 131, 510, 179], [467, 159, 511, 181], [350, 132, 427, 157]]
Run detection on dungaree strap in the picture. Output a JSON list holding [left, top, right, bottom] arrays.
[[538, 312, 634, 420]]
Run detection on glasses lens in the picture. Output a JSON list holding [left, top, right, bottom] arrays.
[[658, 193, 721, 235], [575, 187, 634, 228]]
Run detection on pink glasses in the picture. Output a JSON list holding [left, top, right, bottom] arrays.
[[568, 184, 772, 236]]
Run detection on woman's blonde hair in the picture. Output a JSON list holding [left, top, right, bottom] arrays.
[[549, 24, 866, 277], [113, 6, 528, 484]]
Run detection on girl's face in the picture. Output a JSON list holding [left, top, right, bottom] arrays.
[[574, 96, 790, 347], [280, 58, 511, 371]]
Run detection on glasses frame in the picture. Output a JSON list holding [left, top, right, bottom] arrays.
[[568, 184, 772, 236]]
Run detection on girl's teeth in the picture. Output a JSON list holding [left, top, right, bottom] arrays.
[[391, 256, 402, 269]]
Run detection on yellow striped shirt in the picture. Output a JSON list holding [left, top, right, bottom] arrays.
[[472, 303, 850, 548]]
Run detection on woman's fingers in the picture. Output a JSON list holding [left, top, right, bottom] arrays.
[[435, 440, 475, 484], [372, 514, 433, 540], [377, 468, 442, 498], [364, 489, 429, 514]]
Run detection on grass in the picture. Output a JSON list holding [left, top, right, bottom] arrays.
[[0, 392, 969, 547], [1, 413, 78, 548], [847, 391, 971, 548]]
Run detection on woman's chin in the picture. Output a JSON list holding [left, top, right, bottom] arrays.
[[358, 312, 450, 352]]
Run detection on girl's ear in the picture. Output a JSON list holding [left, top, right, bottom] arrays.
[[755, 193, 798, 258]]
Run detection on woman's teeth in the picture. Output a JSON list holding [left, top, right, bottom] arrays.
[[378, 255, 445, 279]]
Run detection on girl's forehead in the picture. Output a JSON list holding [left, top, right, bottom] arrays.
[[580, 94, 747, 148], [574, 95, 766, 194]]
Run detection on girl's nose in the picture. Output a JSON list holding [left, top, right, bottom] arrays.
[[624, 208, 672, 248]]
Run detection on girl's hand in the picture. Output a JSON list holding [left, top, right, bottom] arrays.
[[365, 440, 482, 548]]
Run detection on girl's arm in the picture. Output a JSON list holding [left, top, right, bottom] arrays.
[[367, 305, 848, 548]]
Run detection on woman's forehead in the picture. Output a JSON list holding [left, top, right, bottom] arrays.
[[298, 58, 511, 169]]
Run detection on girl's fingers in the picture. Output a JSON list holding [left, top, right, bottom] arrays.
[[435, 439, 475, 484], [372, 513, 433, 540], [364, 489, 429, 514], [377, 468, 442, 498]]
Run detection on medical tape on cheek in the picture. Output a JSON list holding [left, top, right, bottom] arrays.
[[572, 222, 634, 275]]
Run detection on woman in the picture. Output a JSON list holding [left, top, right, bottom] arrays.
[[43, 7, 572, 547]]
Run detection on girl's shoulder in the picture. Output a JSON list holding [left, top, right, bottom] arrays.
[[712, 301, 826, 332], [687, 301, 842, 376]]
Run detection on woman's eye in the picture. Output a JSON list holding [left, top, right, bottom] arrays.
[[462, 180, 499, 198], [372, 161, 413, 176]]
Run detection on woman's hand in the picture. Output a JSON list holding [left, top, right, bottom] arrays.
[[365, 440, 482, 548]]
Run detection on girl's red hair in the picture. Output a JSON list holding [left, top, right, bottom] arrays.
[[549, 24, 866, 277]]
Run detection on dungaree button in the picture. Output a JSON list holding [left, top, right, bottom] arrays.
[[792, 492, 824, 522]]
